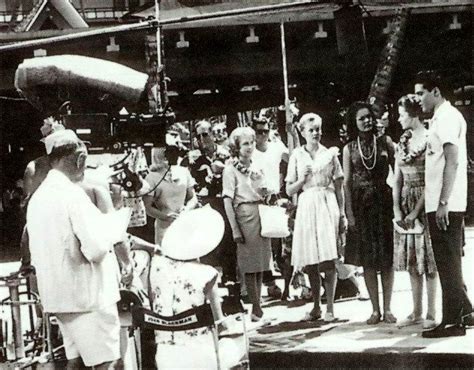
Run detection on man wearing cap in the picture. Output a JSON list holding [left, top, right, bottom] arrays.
[[27, 130, 126, 368], [19, 118, 65, 329]]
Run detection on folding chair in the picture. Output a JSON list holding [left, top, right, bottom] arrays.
[[117, 250, 153, 370], [132, 302, 249, 370]]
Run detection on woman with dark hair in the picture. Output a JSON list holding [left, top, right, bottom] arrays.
[[343, 101, 396, 325], [144, 145, 198, 245], [222, 127, 272, 322], [393, 95, 438, 329]]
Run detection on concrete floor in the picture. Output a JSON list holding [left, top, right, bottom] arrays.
[[246, 229, 474, 367], [1, 230, 473, 368]]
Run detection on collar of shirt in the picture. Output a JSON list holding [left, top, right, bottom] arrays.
[[431, 100, 451, 124], [46, 168, 75, 187]]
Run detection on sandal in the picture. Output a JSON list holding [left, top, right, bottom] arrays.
[[383, 312, 397, 324], [366, 312, 381, 325]]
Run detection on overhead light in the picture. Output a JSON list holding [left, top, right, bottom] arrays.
[[193, 89, 212, 95], [240, 85, 260, 91]]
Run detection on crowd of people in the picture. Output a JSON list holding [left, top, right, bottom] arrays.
[[17, 70, 473, 368]]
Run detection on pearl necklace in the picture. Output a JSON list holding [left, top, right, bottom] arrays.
[[357, 135, 377, 170]]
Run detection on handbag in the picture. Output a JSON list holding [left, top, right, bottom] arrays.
[[258, 204, 290, 238], [392, 218, 424, 235]]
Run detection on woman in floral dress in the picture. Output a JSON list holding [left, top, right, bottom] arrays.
[[393, 95, 438, 329], [343, 101, 396, 325], [149, 207, 228, 369]]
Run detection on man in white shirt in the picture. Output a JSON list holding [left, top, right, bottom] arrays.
[[27, 130, 125, 368], [252, 118, 290, 298], [252, 118, 289, 198], [415, 71, 472, 338]]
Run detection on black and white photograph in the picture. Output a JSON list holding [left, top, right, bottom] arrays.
[[0, 0, 472, 368]]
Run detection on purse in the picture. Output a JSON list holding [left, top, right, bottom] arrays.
[[258, 204, 290, 238], [392, 218, 424, 235]]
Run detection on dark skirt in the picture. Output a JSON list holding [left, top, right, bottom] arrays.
[[345, 183, 394, 270]]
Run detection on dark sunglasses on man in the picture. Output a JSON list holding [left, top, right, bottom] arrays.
[[197, 132, 210, 138], [212, 128, 226, 136]]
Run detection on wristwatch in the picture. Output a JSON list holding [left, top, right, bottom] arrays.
[[439, 200, 448, 206]]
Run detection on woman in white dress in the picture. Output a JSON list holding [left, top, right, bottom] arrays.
[[286, 113, 347, 322]]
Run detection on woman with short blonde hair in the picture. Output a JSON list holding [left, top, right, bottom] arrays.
[[286, 113, 346, 323], [223, 126, 271, 322]]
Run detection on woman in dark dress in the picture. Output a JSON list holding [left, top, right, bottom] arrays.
[[343, 102, 396, 325]]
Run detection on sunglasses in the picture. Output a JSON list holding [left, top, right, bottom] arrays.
[[212, 128, 226, 135], [256, 129, 270, 135], [197, 132, 210, 138]]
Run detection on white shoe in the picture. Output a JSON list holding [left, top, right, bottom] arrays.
[[422, 318, 437, 330], [324, 312, 336, 323], [397, 315, 423, 328]]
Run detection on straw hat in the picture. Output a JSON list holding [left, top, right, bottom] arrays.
[[162, 205, 224, 261]]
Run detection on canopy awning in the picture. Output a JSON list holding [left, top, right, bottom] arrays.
[[128, 0, 338, 29]]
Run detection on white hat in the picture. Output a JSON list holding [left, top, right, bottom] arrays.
[[162, 205, 224, 261], [44, 129, 81, 155]]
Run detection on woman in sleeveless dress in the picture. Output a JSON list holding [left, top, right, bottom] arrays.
[[343, 102, 396, 325], [393, 95, 438, 329]]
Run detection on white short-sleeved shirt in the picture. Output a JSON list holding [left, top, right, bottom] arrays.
[[425, 101, 467, 213], [252, 141, 288, 194]]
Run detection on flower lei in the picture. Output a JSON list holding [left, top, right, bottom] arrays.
[[231, 157, 266, 187], [398, 130, 427, 164], [232, 157, 252, 176]]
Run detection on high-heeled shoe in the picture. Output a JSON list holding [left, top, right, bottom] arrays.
[[251, 313, 263, 322]]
